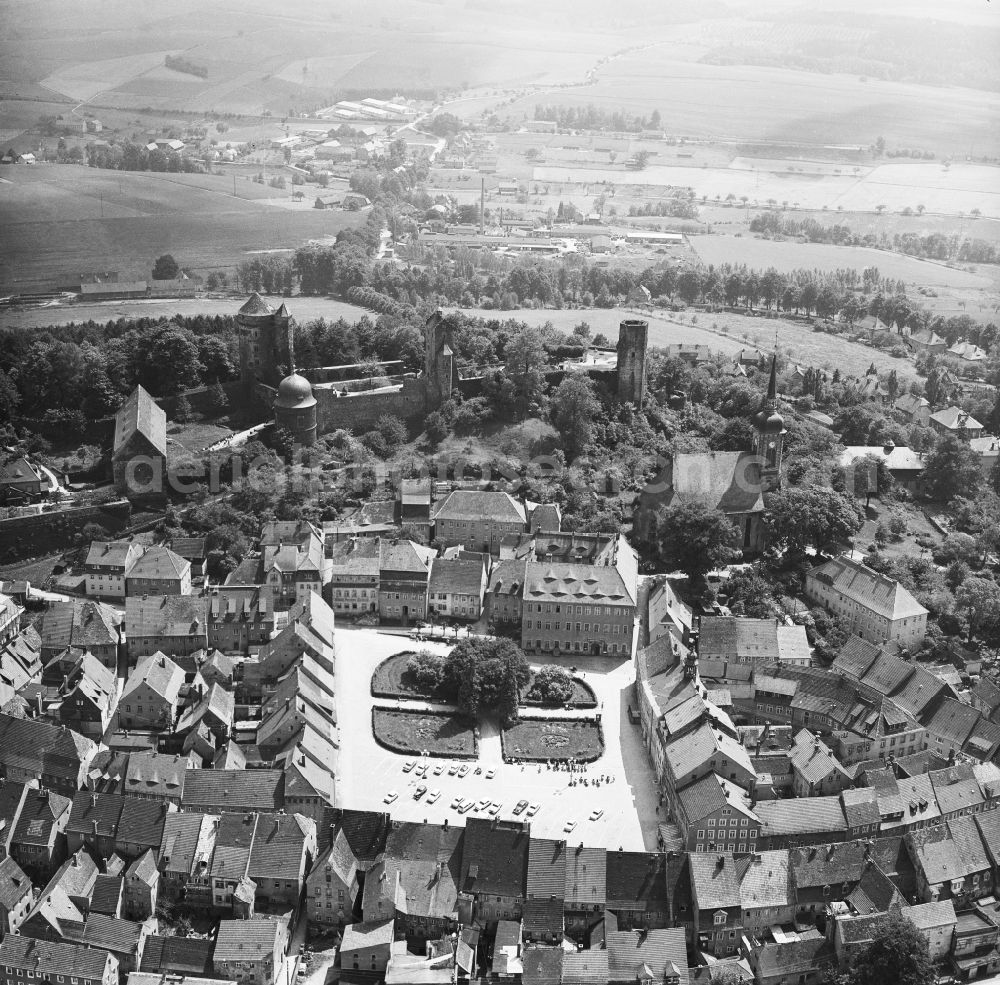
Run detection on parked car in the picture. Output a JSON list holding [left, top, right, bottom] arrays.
[[485, 768, 495, 779], [564, 820, 577, 833], [526, 803, 540, 817], [414, 785, 427, 799], [457, 764, 470, 777], [433, 764, 444, 776], [589, 809, 604, 821], [385, 791, 399, 804], [476, 798, 490, 811], [427, 789, 441, 804], [488, 802, 502, 816], [458, 800, 475, 813], [451, 796, 464, 809], [513, 800, 529, 815], [402, 761, 415, 773], [447, 764, 458, 775]]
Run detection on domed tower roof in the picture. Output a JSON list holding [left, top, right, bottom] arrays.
[[274, 372, 316, 410]]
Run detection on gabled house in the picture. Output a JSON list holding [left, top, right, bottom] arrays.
[[459, 818, 529, 927], [126, 595, 208, 660], [39, 600, 122, 673], [0, 855, 33, 936], [213, 916, 288, 985], [10, 785, 71, 880], [246, 812, 317, 909], [606, 851, 668, 931], [119, 653, 185, 731], [0, 713, 98, 793], [85, 541, 144, 600], [0, 936, 118, 985], [125, 546, 192, 597], [907, 815, 993, 903]]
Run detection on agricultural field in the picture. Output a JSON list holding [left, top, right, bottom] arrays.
[[531, 160, 1000, 219], [0, 295, 369, 331], [689, 235, 994, 291], [0, 165, 365, 293]]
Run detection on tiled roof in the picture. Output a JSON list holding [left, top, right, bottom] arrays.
[[807, 555, 927, 622], [182, 769, 284, 812], [908, 816, 991, 884], [41, 599, 121, 651], [213, 917, 283, 962], [117, 797, 168, 848], [523, 560, 635, 607], [899, 899, 956, 931], [522, 897, 563, 933], [700, 617, 780, 663], [756, 797, 846, 837], [846, 862, 901, 915], [739, 850, 793, 910], [606, 929, 688, 985], [341, 918, 395, 951], [248, 812, 313, 882], [665, 721, 753, 784], [0, 936, 113, 979], [521, 945, 563, 985], [487, 558, 528, 597], [0, 855, 30, 910], [924, 698, 981, 748], [159, 812, 212, 877], [85, 541, 140, 570], [125, 849, 159, 886], [12, 785, 71, 845], [834, 636, 882, 679], [170, 537, 207, 559], [114, 385, 167, 459], [460, 818, 529, 898], [840, 788, 880, 828], [561, 950, 608, 985], [754, 938, 834, 977], [379, 539, 435, 575], [677, 773, 754, 824], [89, 874, 123, 915], [126, 595, 208, 640], [564, 845, 606, 906], [127, 546, 190, 582], [66, 913, 145, 955], [68, 791, 125, 838], [122, 653, 185, 704], [689, 853, 741, 910], [606, 851, 668, 907], [432, 490, 526, 523], [428, 557, 484, 596], [139, 935, 214, 976], [527, 837, 566, 899], [929, 406, 983, 431]]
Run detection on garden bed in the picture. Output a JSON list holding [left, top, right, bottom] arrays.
[[371, 708, 478, 759], [500, 718, 604, 763], [521, 675, 597, 709], [372, 651, 597, 708], [370, 651, 440, 701]]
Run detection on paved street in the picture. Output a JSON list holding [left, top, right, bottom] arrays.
[[333, 628, 661, 850]]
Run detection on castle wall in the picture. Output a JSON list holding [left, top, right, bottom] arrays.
[[315, 377, 429, 433]]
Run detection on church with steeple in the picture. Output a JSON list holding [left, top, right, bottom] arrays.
[[635, 355, 785, 554]]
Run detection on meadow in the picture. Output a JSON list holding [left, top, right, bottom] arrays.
[[0, 166, 365, 292], [688, 235, 993, 290]]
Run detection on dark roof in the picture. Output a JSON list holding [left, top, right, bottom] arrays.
[[140, 935, 215, 976], [68, 791, 125, 838], [117, 798, 167, 849], [606, 851, 668, 907], [522, 898, 564, 934], [521, 945, 563, 985], [428, 557, 484, 596], [113, 385, 167, 459], [0, 855, 30, 910], [248, 812, 312, 882], [790, 842, 868, 890], [182, 769, 284, 812], [88, 874, 123, 916], [0, 936, 113, 979], [12, 786, 72, 845], [527, 837, 566, 900], [460, 817, 529, 898]]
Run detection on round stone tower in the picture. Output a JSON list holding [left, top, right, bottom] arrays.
[[274, 372, 317, 447]]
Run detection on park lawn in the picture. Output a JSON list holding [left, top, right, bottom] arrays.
[[501, 718, 604, 763], [372, 709, 477, 759], [521, 674, 597, 709], [371, 651, 438, 701]]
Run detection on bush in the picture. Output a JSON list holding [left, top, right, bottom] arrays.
[[406, 649, 445, 690], [526, 665, 575, 704]]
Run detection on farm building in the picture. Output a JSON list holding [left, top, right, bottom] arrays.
[[625, 231, 684, 244]]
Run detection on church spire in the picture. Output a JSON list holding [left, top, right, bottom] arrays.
[[767, 353, 777, 402]]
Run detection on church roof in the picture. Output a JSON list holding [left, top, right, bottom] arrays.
[[667, 452, 766, 515]]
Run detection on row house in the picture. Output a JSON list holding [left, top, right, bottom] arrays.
[[428, 557, 486, 621], [119, 653, 185, 731], [125, 546, 192, 598], [431, 491, 527, 552], [0, 625, 43, 694], [378, 539, 434, 623], [327, 538, 380, 617], [605, 850, 668, 931], [206, 586, 280, 653], [675, 773, 760, 855], [459, 818, 529, 927], [907, 814, 997, 904], [212, 917, 288, 985], [39, 600, 122, 674], [0, 855, 33, 936], [789, 731, 851, 798], [362, 822, 464, 942], [55, 652, 121, 739], [0, 714, 98, 793], [689, 853, 742, 958], [158, 812, 219, 906], [85, 541, 144, 600], [6, 784, 72, 880], [126, 596, 209, 661], [0, 937, 118, 985]]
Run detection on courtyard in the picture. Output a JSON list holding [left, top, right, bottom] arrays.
[[333, 629, 661, 850]]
